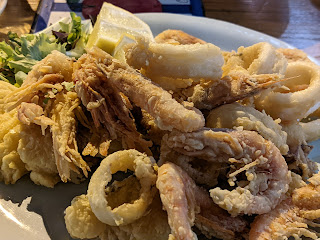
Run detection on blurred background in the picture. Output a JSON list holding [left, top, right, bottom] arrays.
[[0, 0, 319, 57]]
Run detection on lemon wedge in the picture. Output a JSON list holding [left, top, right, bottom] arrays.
[[113, 34, 136, 62], [86, 3, 153, 55]]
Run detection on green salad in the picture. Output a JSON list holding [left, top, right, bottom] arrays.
[[0, 12, 92, 87]]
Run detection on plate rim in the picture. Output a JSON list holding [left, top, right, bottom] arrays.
[[136, 12, 320, 65], [0, 0, 7, 16]]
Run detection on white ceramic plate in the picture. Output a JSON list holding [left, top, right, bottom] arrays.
[[0, 0, 7, 16], [0, 13, 319, 240]]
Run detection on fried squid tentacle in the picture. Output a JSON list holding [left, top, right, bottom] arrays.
[[17, 102, 55, 134], [74, 48, 152, 154], [84, 47, 205, 132], [185, 42, 287, 111], [4, 73, 65, 111], [223, 42, 287, 76], [50, 91, 90, 182], [161, 128, 290, 216], [255, 61, 320, 123]]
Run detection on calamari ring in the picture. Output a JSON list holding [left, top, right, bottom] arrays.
[[206, 103, 289, 155], [222, 42, 287, 77], [126, 38, 224, 80], [300, 119, 320, 142], [155, 29, 206, 45], [87, 149, 157, 226], [255, 61, 320, 123]]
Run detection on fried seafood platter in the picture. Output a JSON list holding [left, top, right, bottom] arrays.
[[1, 5, 320, 240]]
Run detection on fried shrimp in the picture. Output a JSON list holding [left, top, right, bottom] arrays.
[[157, 162, 248, 240], [126, 38, 224, 80], [155, 29, 206, 45], [255, 61, 320, 123], [83, 47, 205, 132], [156, 162, 199, 240], [292, 173, 320, 214], [87, 149, 157, 226], [206, 103, 289, 154], [250, 173, 320, 240], [188, 71, 283, 110], [160, 128, 290, 216], [249, 198, 319, 240]]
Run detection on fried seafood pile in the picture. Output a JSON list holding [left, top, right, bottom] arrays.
[[1, 28, 320, 239]]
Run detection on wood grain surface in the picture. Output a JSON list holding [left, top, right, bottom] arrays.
[[0, 0, 38, 40], [203, 0, 320, 50], [0, 0, 319, 59]]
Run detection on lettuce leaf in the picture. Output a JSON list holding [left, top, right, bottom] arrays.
[[0, 33, 66, 86], [56, 12, 82, 51], [53, 13, 92, 57]]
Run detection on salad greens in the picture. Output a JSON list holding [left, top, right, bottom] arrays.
[[0, 12, 92, 87], [54, 12, 83, 51]]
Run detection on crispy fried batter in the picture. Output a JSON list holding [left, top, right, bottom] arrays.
[[155, 29, 206, 45], [250, 172, 320, 240], [223, 42, 287, 77], [277, 48, 312, 63], [23, 50, 73, 86], [249, 199, 317, 240], [0, 110, 27, 184]]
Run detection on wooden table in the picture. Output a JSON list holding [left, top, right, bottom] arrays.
[[202, 0, 320, 60], [0, 0, 319, 60], [0, 0, 39, 40]]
